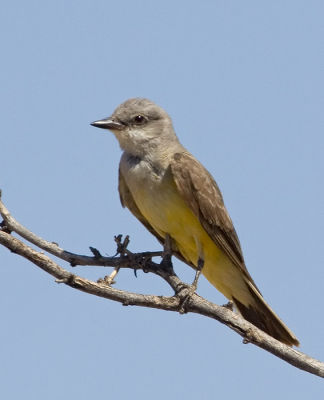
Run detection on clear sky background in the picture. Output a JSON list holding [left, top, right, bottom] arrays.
[[1, 1, 323, 398]]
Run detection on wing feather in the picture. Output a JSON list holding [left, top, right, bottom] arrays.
[[170, 152, 257, 286]]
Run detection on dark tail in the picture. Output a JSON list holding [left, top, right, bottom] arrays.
[[233, 280, 299, 347]]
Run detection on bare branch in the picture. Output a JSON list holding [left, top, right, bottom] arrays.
[[0, 192, 162, 269], [0, 191, 323, 378]]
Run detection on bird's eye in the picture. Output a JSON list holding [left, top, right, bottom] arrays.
[[133, 115, 146, 124]]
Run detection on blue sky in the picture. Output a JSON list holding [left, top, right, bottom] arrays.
[[1, 1, 323, 398]]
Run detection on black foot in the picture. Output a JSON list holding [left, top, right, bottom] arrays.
[[160, 254, 173, 272], [222, 300, 234, 311]]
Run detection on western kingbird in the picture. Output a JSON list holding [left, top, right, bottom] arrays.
[[91, 98, 299, 346]]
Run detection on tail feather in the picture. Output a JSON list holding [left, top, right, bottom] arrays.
[[233, 280, 299, 347]]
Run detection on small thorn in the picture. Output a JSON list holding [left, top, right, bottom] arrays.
[[89, 247, 102, 258]]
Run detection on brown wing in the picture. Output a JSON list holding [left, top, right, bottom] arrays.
[[170, 153, 300, 346], [170, 151, 258, 287]]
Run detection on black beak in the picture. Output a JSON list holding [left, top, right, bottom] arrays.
[[90, 118, 124, 130]]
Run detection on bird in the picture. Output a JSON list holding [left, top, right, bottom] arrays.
[[91, 98, 299, 346]]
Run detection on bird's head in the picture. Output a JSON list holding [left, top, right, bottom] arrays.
[[91, 98, 179, 157]]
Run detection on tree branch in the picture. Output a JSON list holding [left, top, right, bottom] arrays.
[[0, 191, 323, 378]]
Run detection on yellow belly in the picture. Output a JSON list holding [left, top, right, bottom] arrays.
[[129, 172, 251, 305]]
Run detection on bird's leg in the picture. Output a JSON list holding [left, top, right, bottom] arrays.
[[178, 257, 204, 314], [160, 234, 173, 271], [192, 257, 204, 291]]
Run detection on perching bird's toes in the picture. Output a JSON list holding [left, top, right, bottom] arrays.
[[222, 300, 234, 311], [160, 253, 173, 272], [175, 282, 197, 314]]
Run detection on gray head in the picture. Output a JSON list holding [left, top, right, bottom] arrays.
[[91, 98, 180, 157]]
